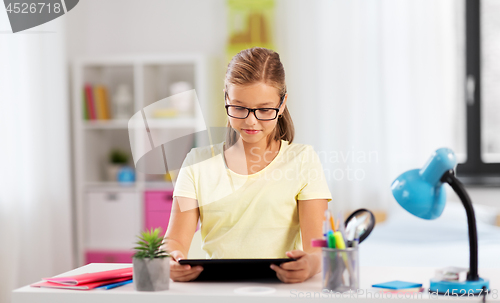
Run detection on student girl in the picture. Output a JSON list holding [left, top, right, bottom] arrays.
[[163, 47, 332, 283]]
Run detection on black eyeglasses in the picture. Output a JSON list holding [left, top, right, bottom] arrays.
[[224, 92, 285, 121]]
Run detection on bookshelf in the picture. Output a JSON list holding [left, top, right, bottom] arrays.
[[71, 54, 209, 266]]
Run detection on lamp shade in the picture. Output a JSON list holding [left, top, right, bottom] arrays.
[[391, 148, 457, 220]]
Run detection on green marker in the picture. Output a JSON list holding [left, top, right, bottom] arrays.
[[327, 230, 336, 248]]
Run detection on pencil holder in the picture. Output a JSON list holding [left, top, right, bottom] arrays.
[[322, 247, 359, 293]]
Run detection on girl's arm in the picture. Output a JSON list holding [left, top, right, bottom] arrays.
[[163, 196, 204, 282], [270, 198, 328, 283], [162, 196, 199, 257], [297, 198, 328, 271]]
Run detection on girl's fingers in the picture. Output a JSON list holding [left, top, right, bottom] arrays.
[[169, 250, 185, 262], [169, 251, 195, 272], [275, 271, 303, 284], [271, 264, 295, 276], [170, 265, 192, 271], [170, 264, 203, 273], [169, 260, 191, 271], [279, 260, 304, 271], [270, 264, 307, 283], [171, 267, 203, 281], [175, 267, 203, 278], [171, 264, 202, 273]]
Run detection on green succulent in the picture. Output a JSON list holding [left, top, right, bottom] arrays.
[[133, 228, 170, 259], [109, 149, 129, 164]]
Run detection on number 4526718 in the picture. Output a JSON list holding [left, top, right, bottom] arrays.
[[5, 3, 62, 14]]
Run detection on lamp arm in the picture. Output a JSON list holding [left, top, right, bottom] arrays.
[[440, 170, 479, 281]]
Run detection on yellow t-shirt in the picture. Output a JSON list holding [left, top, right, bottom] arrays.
[[173, 140, 332, 259]]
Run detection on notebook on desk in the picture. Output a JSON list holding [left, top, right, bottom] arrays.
[[178, 258, 295, 281]]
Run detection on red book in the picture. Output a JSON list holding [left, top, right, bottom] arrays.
[[42, 267, 133, 285], [31, 277, 131, 290], [84, 84, 96, 120]]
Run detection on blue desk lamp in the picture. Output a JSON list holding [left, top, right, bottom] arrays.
[[391, 148, 489, 294]]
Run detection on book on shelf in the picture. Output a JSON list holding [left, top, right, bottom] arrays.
[[94, 85, 111, 120], [83, 84, 112, 121], [82, 89, 89, 120], [84, 84, 96, 120]]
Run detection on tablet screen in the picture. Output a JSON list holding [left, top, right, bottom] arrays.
[[178, 258, 296, 281]]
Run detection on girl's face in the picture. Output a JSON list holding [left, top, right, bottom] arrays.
[[225, 83, 287, 146]]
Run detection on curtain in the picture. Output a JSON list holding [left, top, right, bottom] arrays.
[[280, 0, 465, 213], [0, 12, 73, 303]]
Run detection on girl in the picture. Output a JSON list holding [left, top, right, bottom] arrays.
[[163, 47, 332, 283]]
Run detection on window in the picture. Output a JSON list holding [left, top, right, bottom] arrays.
[[457, 0, 500, 185]]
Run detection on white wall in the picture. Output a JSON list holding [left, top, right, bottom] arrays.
[[466, 188, 500, 210], [65, 0, 226, 58], [64, 0, 500, 213]]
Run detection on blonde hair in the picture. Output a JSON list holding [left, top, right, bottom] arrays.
[[224, 47, 294, 148]]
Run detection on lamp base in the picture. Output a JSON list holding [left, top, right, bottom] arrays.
[[429, 278, 489, 295]]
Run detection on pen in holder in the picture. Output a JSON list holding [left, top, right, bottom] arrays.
[[322, 247, 359, 293]]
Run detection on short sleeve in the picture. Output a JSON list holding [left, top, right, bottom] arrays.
[[296, 146, 332, 202], [173, 150, 197, 200]]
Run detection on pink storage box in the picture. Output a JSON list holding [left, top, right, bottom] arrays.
[[85, 250, 134, 264], [144, 191, 173, 236]]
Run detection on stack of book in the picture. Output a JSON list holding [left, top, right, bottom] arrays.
[[372, 280, 424, 293], [30, 267, 132, 290], [83, 84, 112, 120]]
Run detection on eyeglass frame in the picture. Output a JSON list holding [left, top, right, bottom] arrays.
[[224, 91, 286, 121]]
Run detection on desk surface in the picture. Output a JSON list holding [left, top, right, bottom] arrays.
[[13, 263, 499, 303]]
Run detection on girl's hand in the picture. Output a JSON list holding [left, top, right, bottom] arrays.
[[270, 250, 320, 283], [169, 250, 203, 282]]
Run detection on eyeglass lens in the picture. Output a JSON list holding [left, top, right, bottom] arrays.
[[227, 107, 277, 120]]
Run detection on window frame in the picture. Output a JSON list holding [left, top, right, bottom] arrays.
[[456, 0, 500, 185]]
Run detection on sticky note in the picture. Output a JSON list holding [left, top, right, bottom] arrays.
[[372, 280, 423, 290]]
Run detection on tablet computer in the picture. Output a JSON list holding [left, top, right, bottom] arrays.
[[178, 258, 296, 281]]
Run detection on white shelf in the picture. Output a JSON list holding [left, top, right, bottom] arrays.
[[143, 181, 174, 190], [85, 182, 138, 191], [82, 117, 199, 130], [82, 120, 129, 129], [72, 54, 209, 266], [145, 117, 199, 128], [83, 181, 174, 191]]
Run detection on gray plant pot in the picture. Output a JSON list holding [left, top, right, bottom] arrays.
[[133, 257, 170, 291]]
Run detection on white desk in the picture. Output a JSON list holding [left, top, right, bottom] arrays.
[[12, 263, 499, 303]]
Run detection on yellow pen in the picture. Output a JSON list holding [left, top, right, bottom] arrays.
[[334, 231, 354, 279]]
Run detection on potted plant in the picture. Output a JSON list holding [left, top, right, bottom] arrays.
[[132, 227, 171, 291], [107, 149, 129, 181]]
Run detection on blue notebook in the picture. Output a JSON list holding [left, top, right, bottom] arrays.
[[372, 280, 422, 290]]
